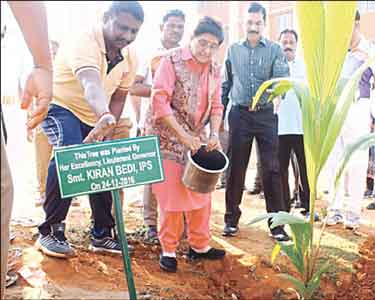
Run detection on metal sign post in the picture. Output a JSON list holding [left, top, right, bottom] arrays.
[[112, 189, 136, 299], [54, 136, 164, 300]]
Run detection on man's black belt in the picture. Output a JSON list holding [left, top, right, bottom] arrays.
[[233, 102, 273, 112]]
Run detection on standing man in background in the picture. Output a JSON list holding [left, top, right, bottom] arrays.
[[277, 29, 314, 220], [221, 2, 290, 241], [1, 1, 52, 297], [129, 9, 185, 243]]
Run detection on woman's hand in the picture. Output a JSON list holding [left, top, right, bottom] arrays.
[[180, 132, 201, 155], [206, 133, 221, 151]]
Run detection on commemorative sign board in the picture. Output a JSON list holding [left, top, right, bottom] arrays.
[[54, 135, 164, 198]]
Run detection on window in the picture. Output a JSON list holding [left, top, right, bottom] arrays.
[[277, 12, 292, 34], [357, 1, 375, 12], [197, 2, 206, 11], [224, 25, 230, 43], [368, 1, 375, 11]]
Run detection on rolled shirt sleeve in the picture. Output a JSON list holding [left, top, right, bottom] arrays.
[[68, 34, 101, 76], [151, 56, 176, 120]]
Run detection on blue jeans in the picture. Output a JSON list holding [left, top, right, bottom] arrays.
[[38, 104, 115, 236]]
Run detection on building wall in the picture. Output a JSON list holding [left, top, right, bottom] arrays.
[[196, 1, 375, 64], [361, 11, 375, 40], [196, 1, 231, 63], [268, 1, 375, 41], [196, 1, 270, 63], [268, 8, 293, 41]]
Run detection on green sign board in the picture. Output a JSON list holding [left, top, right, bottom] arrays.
[[54, 135, 164, 198]]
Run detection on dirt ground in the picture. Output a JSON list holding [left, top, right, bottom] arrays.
[[4, 192, 375, 300], [2, 104, 375, 300], [334, 237, 375, 300]]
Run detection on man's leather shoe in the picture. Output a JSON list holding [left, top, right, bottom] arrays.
[[222, 224, 239, 237], [269, 227, 290, 242]]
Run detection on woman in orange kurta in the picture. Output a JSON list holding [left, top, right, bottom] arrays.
[[145, 17, 226, 272]]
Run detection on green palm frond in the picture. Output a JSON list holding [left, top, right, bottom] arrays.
[[279, 274, 306, 297], [321, 2, 357, 103], [247, 211, 306, 227], [296, 1, 325, 100], [296, 1, 356, 103], [251, 77, 298, 110]]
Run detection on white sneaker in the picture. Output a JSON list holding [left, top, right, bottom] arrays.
[[344, 220, 360, 230], [344, 213, 360, 230], [326, 213, 344, 226]]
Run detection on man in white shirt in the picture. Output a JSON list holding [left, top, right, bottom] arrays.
[[277, 29, 315, 220], [129, 9, 185, 242], [326, 11, 374, 230], [367, 64, 375, 209]]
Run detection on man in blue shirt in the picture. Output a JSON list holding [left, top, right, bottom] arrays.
[[222, 2, 290, 241]]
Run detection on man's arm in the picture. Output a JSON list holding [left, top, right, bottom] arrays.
[[129, 54, 151, 97], [76, 69, 110, 117], [8, 1, 51, 69], [8, 1, 52, 129], [221, 51, 233, 120], [129, 75, 151, 97], [109, 88, 128, 121], [105, 88, 137, 141], [130, 95, 141, 123], [76, 69, 116, 143], [129, 74, 147, 131]]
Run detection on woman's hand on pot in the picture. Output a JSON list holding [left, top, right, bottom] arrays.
[[181, 133, 201, 154], [206, 133, 221, 151]]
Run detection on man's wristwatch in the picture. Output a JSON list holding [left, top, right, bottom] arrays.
[[210, 132, 219, 138]]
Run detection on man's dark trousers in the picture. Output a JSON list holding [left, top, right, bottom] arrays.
[[278, 134, 310, 212], [224, 105, 286, 227], [38, 104, 115, 236]]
